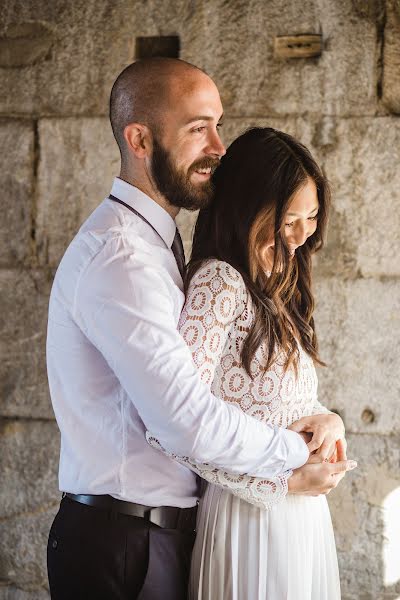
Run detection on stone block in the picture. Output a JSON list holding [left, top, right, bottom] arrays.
[[0, 587, 50, 600], [0, 419, 59, 590], [0, 2, 130, 116], [36, 118, 119, 267], [382, 0, 400, 113], [328, 433, 400, 598], [0, 120, 34, 267], [0, 419, 60, 519], [314, 277, 400, 434], [0, 0, 190, 116], [323, 117, 400, 278], [1, 0, 381, 118], [0, 23, 54, 68], [183, 0, 381, 117], [0, 509, 56, 590], [0, 270, 53, 418]]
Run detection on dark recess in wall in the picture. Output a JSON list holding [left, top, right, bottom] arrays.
[[135, 35, 180, 59]]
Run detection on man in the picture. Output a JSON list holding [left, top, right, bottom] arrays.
[[46, 58, 354, 600]]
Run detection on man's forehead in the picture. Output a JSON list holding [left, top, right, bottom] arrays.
[[167, 80, 223, 122]]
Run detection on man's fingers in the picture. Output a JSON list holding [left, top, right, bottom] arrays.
[[329, 460, 357, 474]]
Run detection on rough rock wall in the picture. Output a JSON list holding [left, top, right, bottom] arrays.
[[0, 1, 399, 598]]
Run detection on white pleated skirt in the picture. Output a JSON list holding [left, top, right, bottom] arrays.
[[189, 484, 341, 600]]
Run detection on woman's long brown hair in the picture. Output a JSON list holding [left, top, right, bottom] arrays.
[[186, 127, 331, 377]]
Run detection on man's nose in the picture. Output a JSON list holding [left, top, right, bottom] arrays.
[[205, 129, 226, 158]]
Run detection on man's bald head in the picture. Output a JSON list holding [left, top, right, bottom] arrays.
[[109, 57, 209, 160]]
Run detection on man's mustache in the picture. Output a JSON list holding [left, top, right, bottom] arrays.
[[189, 157, 220, 174]]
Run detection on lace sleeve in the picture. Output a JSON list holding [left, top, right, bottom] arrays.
[[147, 433, 292, 511], [177, 260, 246, 385], [311, 398, 332, 415], [146, 260, 291, 511]]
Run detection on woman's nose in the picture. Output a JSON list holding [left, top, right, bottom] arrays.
[[293, 223, 308, 245]]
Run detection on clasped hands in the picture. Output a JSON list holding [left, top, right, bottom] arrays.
[[287, 413, 357, 496]]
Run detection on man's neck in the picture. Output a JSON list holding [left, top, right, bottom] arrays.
[[118, 172, 179, 219]]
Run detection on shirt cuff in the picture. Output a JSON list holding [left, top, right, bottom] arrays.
[[281, 429, 309, 471]]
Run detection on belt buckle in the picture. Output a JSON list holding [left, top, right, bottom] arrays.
[[147, 506, 165, 528]]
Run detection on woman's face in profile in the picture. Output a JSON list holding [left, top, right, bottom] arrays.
[[259, 177, 319, 273]]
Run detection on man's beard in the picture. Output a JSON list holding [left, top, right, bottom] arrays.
[[150, 135, 219, 211]]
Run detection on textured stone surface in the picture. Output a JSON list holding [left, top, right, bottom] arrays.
[[0, 508, 56, 590], [0, 419, 59, 590], [0, 587, 50, 600], [328, 433, 400, 598], [0, 419, 60, 519], [0, 120, 34, 267], [382, 0, 400, 113], [0, 0, 381, 117], [314, 277, 400, 434], [324, 117, 400, 278], [36, 118, 119, 267], [0, 1, 131, 116], [0, 22, 55, 68], [184, 0, 381, 117], [0, 270, 52, 418]]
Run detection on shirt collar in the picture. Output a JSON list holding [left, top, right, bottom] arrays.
[[109, 177, 177, 249]]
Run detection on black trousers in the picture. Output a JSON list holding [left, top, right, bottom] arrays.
[[47, 496, 196, 600]]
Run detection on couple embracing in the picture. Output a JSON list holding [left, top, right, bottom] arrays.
[[46, 58, 357, 600]]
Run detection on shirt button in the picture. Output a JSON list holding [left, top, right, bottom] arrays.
[[52, 540, 58, 549]]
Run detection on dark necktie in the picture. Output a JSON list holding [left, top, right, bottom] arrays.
[[109, 194, 186, 279], [171, 228, 186, 279]]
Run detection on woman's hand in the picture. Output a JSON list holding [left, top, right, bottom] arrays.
[[289, 436, 353, 495], [288, 457, 357, 495], [288, 413, 345, 461]]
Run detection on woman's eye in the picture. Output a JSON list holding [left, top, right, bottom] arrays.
[[285, 222, 294, 228], [308, 215, 318, 221]]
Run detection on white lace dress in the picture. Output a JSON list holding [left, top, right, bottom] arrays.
[[147, 259, 340, 600]]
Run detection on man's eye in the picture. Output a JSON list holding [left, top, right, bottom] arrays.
[[193, 126, 206, 133], [217, 122, 223, 129]]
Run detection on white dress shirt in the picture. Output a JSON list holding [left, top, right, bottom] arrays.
[[46, 177, 308, 508]]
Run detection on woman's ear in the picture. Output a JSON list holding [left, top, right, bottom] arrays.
[[123, 123, 152, 159]]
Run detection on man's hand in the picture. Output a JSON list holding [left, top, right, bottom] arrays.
[[288, 457, 357, 496], [288, 413, 345, 461]]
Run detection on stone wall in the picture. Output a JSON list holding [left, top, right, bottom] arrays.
[[1, 1, 399, 598]]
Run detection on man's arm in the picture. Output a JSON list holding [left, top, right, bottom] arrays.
[[75, 239, 308, 479]]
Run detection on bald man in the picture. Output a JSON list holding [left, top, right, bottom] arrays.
[[46, 58, 348, 600]]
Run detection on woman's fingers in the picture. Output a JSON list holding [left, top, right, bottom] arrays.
[[328, 460, 357, 474], [306, 429, 325, 453], [336, 438, 347, 461], [315, 436, 336, 461], [288, 417, 308, 433]]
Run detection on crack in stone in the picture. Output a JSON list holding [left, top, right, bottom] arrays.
[[0, 500, 59, 523]]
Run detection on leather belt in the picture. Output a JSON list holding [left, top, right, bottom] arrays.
[[63, 493, 197, 532]]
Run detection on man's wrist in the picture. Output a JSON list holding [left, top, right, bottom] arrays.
[[282, 429, 310, 471]]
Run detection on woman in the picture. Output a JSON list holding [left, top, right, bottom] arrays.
[[148, 127, 343, 599]]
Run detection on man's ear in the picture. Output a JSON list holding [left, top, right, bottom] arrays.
[[123, 123, 152, 159]]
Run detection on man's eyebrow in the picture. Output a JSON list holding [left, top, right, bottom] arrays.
[[184, 114, 224, 125], [286, 206, 319, 217]]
